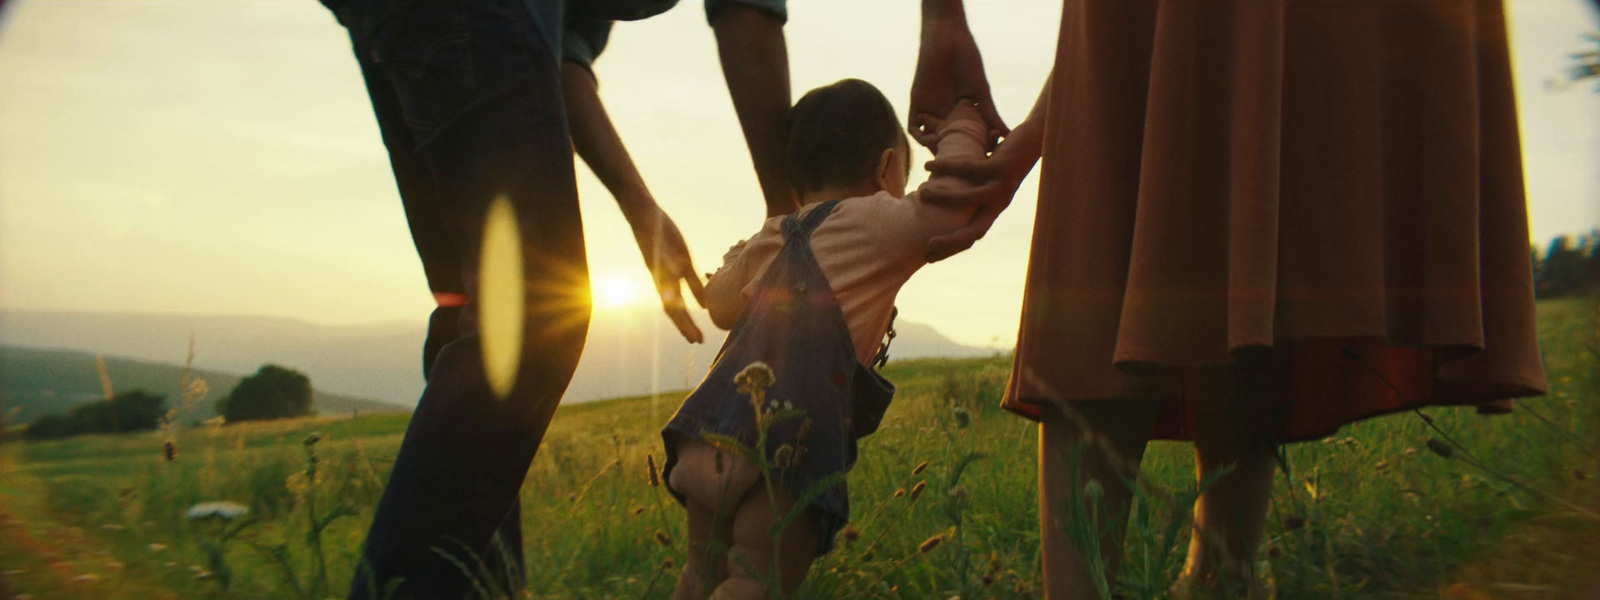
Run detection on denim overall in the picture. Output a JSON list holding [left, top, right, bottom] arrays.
[[662, 200, 895, 555]]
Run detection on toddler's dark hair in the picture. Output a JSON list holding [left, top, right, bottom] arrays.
[[784, 79, 909, 193]]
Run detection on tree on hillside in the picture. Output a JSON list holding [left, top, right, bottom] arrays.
[[25, 390, 167, 440], [217, 364, 314, 423], [76, 390, 167, 432], [1534, 232, 1599, 299]]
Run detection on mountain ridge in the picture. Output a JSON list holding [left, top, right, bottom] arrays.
[[0, 308, 996, 408]]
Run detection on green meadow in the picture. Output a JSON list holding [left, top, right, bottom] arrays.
[[1, 298, 1595, 600]]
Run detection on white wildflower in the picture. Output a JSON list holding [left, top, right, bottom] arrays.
[[185, 501, 249, 521]]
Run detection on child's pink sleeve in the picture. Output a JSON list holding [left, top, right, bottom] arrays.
[[704, 219, 783, 330]]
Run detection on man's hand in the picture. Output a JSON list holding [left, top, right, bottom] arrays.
[[921, 118, 1045, 262], [625, 202, 707, 344], [561, 60, 706, 343], [910, 2, 1006, 149]]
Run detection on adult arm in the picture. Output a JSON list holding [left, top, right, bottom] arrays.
[[921, 75, 1051, 262], [561, 61, 706, 343], [909, 0, 1007, 148], [709, 2, 797, 217]]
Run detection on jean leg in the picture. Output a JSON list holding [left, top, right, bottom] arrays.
[[344, 2, 587, 598]]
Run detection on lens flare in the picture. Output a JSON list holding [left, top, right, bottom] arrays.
[[480, 196, 523, 400]]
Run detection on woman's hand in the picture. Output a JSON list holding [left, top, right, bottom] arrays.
[[623, 201, 707, 344], [910, 2, 1007, 149], [920, 118, 1045, 262]]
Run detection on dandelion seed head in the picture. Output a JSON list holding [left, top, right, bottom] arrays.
[[734, 362, 776, 395], [1083, 480, 1104, 502]]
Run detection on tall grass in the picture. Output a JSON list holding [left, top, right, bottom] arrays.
[[2, 298, 1595, 599]]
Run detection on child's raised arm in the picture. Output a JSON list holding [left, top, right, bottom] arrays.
[[915, 101, 991, 206], [703, 222, 784, 330]]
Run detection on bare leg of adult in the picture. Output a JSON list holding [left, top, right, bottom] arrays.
[[713, 486, 820, 600], [1039, 397, 1161, 600], [1175, 350, 1281, 598]]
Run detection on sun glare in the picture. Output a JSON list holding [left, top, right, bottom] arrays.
[[595, 273, 639, 309]]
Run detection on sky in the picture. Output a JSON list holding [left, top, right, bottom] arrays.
[[0, 0, 1596, 350]]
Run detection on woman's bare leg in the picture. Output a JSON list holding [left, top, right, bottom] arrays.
[[1176, 350, 1281, 597], [1039, 397, 1161, 600], [713, 486, 821, 600]]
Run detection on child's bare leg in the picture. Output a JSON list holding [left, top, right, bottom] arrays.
[[714, 485, 821, 600], [1038, 397, 1160, 600], [675, 498, 731, 600], [671, 440, 761, 600], [1175, 350, 1280, 597]]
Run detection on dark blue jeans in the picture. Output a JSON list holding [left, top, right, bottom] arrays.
[[325, 1, 589, 598]]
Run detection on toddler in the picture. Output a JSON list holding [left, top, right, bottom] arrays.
[[661, 78, 988, 600]]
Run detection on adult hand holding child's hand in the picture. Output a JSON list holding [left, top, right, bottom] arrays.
[[921, 115, 1046, 263], [910, 0, 1007, 149]]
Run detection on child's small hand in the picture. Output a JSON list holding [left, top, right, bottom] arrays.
[[930, 100, 990, 154], [944, 99, 983, 128]]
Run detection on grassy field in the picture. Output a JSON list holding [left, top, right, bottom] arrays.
[[1, 298, 1595, 600]]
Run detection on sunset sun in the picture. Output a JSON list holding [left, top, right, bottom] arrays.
[[594, 273, 639, 309]]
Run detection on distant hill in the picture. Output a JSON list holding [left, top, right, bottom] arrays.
[[0, 309, 996, 408], [0, 346, 398, 425]]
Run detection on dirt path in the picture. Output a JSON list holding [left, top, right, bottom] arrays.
[[0, 443, 179, 600]]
